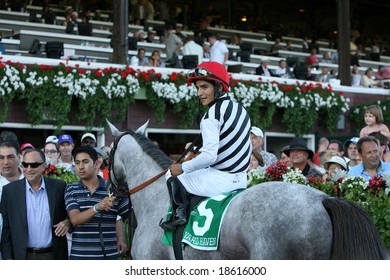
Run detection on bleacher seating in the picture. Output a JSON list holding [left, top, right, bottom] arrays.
[[0, 3, 389, 81]]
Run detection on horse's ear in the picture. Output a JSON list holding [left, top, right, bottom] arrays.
[[135, 119, 149, 135], [106, 118, 124, 137]]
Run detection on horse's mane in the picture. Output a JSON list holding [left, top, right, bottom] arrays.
[[128, 130, 173, 169]]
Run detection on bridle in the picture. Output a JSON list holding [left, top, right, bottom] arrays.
[[107, 131, 201, 197]]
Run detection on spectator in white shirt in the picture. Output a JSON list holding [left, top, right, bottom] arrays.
[[274, 59, 294, 78], [208, 33, 229, 65], [182, 35, 204, 66]]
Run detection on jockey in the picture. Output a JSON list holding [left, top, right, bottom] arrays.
[[160, 61, 252, 231]]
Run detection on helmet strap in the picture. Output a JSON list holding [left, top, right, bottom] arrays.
[[214, 81, 223, 99], [196, 99, 202, 128]]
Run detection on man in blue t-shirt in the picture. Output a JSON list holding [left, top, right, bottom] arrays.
[[65, 146, 129, 259]]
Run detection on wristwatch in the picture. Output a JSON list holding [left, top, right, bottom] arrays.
[[92, 204, 100, 213]]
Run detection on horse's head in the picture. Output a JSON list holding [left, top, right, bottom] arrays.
[[106, 119, 172, 196], [106, 119, 150, 195]]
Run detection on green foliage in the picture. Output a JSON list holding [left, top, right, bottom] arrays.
[[0, 62, 25, 123], [0, 89, 14, 124], [246, 99, 276, 129], [1, 60, 349, 134], [43, 164, 79, 185], [146, 87, 166, 123], [19, 65, 72, 129], [171, 97, 199, 128], [282, 105, 317, 136]]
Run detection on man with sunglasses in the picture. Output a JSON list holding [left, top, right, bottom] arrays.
[[0, 149, 70, 260], [161, 61, 251, 231]]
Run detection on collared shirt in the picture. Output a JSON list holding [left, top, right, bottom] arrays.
[[0, 167, 24, 200], [210, 40, 229, 65], [65, 176, 129, 260], [348, 160, 390, 181], [26, 177, 52, 248]]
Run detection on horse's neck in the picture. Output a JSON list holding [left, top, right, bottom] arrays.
[[128, 162, 169, 219]]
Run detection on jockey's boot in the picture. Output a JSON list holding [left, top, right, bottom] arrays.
[[159, 177, 188, 231]]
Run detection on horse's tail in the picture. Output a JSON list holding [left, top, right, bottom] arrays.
[[322, 197, 386, 260]]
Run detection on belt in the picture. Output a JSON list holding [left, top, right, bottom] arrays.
[[26, 247, 53, 254]]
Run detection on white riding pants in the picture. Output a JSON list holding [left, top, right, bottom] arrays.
[[167, 167, 247, 197]]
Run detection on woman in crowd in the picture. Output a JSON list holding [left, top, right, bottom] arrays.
[[322, 155, 347, 181], [149, 50, 165, 67], [44, 141, 60, 165]]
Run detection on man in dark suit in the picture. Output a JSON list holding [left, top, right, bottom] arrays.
[[0, 149, 70, 260], [255, 59, 276, 77]]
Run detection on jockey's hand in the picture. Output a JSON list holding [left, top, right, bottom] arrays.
[[170, 163, 183, 177]]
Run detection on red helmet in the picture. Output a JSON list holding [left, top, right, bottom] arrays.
[[188, 61, 230, 92]]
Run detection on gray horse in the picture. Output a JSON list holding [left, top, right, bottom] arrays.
[[107, 120, 386, 260]]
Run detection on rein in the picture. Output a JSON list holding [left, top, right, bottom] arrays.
[[108, 132, 201, 196]]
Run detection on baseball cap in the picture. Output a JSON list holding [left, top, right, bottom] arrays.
[[58, 134, 74, 145], [45, 135, 58, 143], [251, 126, 264, 138], [20, 143, 34, 152], [345, 137, 359, 147], [81, 133, 96, 142]]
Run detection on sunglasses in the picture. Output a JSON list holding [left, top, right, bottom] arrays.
[[44, 149, 58, 154], [21, 162, 44, 168]]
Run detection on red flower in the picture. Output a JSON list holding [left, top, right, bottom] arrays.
[[368, 176, 386, 195], [43, 164, 59, 176], [265, 160, 287, 181], [169, 72, 177, 81]]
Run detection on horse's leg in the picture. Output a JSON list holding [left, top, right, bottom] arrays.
[[131, 226, 173, 260]]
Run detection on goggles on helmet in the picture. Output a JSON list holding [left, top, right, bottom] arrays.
[[188, 67, 229, 88]]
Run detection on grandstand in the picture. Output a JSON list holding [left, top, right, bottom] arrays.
[[0, 0, 389, 154]]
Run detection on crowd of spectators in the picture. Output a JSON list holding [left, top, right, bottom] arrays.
[[0, 130, 129, 260]]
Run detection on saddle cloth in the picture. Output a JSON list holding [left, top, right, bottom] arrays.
[[162, 190, 243, 251]]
